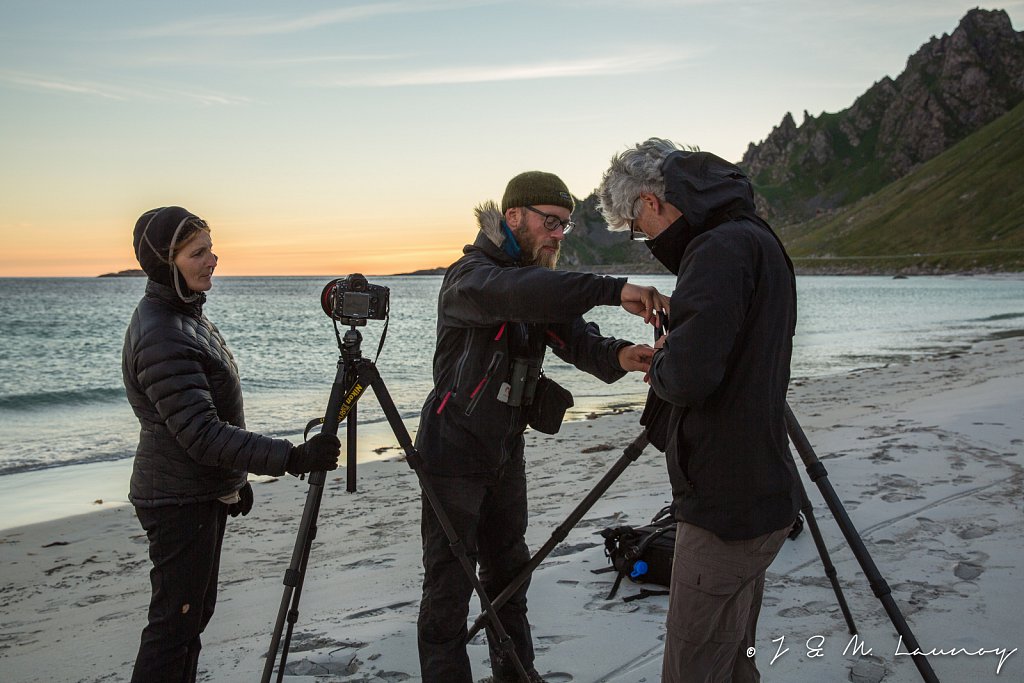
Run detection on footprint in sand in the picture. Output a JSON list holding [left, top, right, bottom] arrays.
[[865, 473, 926, 502], [869, 448, 897, 463], [536, 634, 584, 645], [954, 561, 984, 581], [284, 656, 360, 676], [955, 522, 997, 539], [584, 597, 641, 613], [577, 513, 627, 529], [288, 632, 367, 653], [849, 654, 888, 683], [777, 600, 837, 618], [951, 550, 989, 581], [914, 516, 946, 535], [549, 542, 600, 558], [341, 556, 397, 570], [344, 600, 417, 620]]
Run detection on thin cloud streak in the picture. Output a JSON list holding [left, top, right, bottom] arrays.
[[323, 51, 692, 87], [0, 70, 250, 106], [132, 0, 500, 38], [140, 52, 409, 69], [4, 75, 127, 100]]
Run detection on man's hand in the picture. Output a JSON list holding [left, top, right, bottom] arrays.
[[620, 284, 670, 325], [643, 334, 669, 384], [618, 343, 655, 372]]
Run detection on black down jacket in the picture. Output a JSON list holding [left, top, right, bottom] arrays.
[[414, 202, 633, 476], [122, 281, 292, 507]]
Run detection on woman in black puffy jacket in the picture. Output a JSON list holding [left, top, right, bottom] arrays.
[[122, 206, 341, 682]]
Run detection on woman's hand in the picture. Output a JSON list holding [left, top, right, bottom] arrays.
[[287, 433, 341, 476], [228, 482, 254, 517]]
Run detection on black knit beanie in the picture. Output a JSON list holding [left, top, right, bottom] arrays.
[[501, 171, 574, 212], [133, 206, 207, 301]]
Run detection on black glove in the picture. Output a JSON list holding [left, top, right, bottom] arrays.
[[228, 482, 254, 517], [287, 433, 341, 476]]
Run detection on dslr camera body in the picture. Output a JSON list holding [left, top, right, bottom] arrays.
[[321, 273, 390, 326]]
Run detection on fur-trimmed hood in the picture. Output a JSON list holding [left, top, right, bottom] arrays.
[[473, 200, 507, 250]]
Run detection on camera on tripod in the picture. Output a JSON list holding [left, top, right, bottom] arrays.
[[320, 273, 390, 326]]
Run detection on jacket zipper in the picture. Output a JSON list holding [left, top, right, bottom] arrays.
[[464, 351, 504, 416]]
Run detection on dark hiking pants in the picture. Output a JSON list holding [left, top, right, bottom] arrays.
[[132, 500, 228, 683], [417, 456, 535, 683]]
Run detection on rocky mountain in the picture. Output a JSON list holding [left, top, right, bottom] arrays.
[[742, 8, 1024, 223], [561, 7, 1024, 273], [558, 194, 660, 272]]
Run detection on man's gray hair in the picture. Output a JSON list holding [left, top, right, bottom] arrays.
[[597, 137, 693, 231]]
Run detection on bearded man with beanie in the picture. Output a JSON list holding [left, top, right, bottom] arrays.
[[122, 206, 341, 682], [414, 172, 670, 682], [598, 139, 801, 683]]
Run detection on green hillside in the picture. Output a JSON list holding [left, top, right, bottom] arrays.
[[778, 101, 1024, 273], [744, 8, 1024, 225]]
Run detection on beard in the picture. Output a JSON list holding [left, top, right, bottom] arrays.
[[515, 227, 561, 269]]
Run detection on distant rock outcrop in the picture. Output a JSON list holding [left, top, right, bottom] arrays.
[[558, 194, 658, 271], [98, 269, 145, 278]]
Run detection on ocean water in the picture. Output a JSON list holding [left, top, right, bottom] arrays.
[[1, 274, 1022, 477]]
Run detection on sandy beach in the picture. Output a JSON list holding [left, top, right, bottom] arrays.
[[1, 334, 1021, 683]]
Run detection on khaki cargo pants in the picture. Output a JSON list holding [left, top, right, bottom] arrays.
[[662, 522, 791, 683]]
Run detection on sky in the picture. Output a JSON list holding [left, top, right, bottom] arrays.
[[1, 1, 1021, 277]]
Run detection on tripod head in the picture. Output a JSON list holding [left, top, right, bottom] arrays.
[[341, 325, 363, 359]]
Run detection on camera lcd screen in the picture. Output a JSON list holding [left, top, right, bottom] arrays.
[[342, 291, 371, 318]]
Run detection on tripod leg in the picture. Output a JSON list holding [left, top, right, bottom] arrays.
[[784, 403, 940, 683], [347, 403, 358, 492], [261, 471, 327, 683], [466, 430, 650, 641], [262, 360, 350, 683], [365, 365, 531, 683], [794, 479, 858, 634]]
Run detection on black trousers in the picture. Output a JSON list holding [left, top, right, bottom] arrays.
[[132, 500, 228, 683], [417, 456, 535, 683]]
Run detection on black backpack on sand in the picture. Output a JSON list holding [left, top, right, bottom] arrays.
[[597, 507, 805, 602], [598, 505, 676, 601]]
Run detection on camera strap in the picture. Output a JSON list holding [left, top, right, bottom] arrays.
[[372, 315, 389, 364]]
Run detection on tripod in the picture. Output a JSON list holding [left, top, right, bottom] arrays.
[[261, 325, 531, 683], [785, 402, 940, 683], [467, 426, 856, 643], [469, 407, 941, 683]]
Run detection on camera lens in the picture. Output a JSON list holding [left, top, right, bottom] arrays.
[[320, 280, 339, 318]]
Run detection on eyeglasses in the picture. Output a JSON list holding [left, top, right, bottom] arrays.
[[525, 206, 575, 235], [627, 197, 648, 241]]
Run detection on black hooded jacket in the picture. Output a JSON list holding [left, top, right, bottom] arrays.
[[123, 281, 292, 506], [414, 202, 632, 476], [646, 151, 801, 540], [123, 207, 292, 507]]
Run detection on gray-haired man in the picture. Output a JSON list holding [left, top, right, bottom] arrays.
[[598, 138, 801, 683]]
